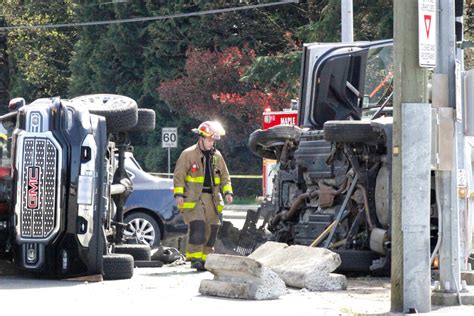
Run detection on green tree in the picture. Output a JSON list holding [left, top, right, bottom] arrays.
[[141, 1, 310, 173], [0, 18, 9, 111], [0, 0, 395, 185], [69, 2, 118, 95], [158, 47, 289, 196], [2, 0, 76, 101], [465, 4, 474, 70]]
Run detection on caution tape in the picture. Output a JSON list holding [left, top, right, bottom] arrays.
[[230, 175, 262, 179], [149, 172, 262, 179]]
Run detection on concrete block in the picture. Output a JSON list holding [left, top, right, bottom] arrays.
[[462, 271, 474, 286], [200, 279, 253, 299], [199, 254, 286, 300], [205, 253, 263, 278], [305, 272, 348, 291], [249, 241, 346, 291], [432, 290, 474, 306]]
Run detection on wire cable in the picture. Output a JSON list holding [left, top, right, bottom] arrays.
[[0, 1, 299, 31]]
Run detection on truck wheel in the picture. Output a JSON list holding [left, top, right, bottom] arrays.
[[70, 94, 138, 133], [248, 125, 302, 160], [114, 244, 151, 261], [124, 212, 161, 247], [102, 253, 134, 280], [127, 109, 156, 132], [323, 121, 380, 144]]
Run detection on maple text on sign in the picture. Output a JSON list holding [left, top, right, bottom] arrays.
[[261, 109, 298, 196], [262, 111, 298, 130]]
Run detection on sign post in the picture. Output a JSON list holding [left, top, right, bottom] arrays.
[[162, 127, 178, 178]]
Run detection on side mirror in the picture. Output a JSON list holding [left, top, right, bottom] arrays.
[[8, 97, 25, 111]]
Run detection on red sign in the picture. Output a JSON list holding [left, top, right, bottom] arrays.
[[424, 15, 432, 38], [262, 111, 298, 130], [261, 110, 298, 197]]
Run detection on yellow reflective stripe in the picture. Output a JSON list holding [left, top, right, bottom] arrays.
[[186, 251, 203, 260], [202, 253, 208, 261], [214, 177, 221, 185], [223, 184, 233, 194], [177, 202, 196, 209], [217, 205, 224, 213], [174, 187, 184, 194], [185, 175, 204, 183]]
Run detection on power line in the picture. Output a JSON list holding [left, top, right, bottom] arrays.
[[0, 1, 299, 31]]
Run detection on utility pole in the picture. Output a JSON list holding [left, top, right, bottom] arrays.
[[391, 0, 431, 313], [341, 0, 353, 42], [433, 0, 462, 296]]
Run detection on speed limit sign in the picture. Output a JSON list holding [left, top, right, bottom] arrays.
[[162, 127, 178, 148]]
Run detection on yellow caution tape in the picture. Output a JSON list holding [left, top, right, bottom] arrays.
[[150, 173, 262, 179]]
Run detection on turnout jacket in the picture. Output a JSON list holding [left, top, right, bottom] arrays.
[[173, 144, 233, 213]]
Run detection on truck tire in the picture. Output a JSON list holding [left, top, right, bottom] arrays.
[[114, 244, 151, 261], [323, 121, 380, 144], [127, 109, 156, 132], [248, 125, 302, 160], [70, 94, 138, 134], [102, 253, 134, 280]]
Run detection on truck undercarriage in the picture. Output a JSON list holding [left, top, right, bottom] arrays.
[[242, 40, 438, 274]]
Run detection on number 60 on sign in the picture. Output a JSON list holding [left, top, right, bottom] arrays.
[[162, 127, 178, 148]]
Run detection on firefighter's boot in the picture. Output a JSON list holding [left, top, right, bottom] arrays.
[[191, 259, 206, 271]]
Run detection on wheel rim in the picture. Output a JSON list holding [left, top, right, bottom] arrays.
[[124, 218, 156, 246]]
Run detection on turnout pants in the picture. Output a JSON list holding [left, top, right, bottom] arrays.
[[182, 193, 221, 261]]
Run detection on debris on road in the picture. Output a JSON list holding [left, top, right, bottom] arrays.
[[249, 241, 347, 291], [199, 253, 286, 300]]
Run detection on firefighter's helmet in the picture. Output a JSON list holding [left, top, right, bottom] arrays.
[[192, 121, 225, 140]]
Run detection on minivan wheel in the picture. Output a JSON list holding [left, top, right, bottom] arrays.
[[124, 212, 161, 247]]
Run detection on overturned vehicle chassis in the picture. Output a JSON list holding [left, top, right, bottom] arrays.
[[0, 95, 156, 279], [244, 40, 438, 274]]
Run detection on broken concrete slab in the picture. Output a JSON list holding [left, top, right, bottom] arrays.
[[462, 271, 474, 286], [305, 272, 347, 291], [199, 254, 286, 300], [249, 241, 347, 291]]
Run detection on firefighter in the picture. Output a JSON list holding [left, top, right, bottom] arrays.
[[173, 120, 233, 271]]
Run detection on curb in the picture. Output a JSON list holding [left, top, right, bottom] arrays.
[[224, 204, 260, 211]]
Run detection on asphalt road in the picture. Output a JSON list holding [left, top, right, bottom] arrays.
[[1, 263, 473, 315], [0, 263, 391, 316], [1, 206, 473, 315]]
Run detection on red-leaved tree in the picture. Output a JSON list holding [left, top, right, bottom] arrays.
[[158, 47, 289, 147]]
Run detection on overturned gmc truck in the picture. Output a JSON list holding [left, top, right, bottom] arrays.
[[245, 39, 439, 274], [0, 94, 155, 279]]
